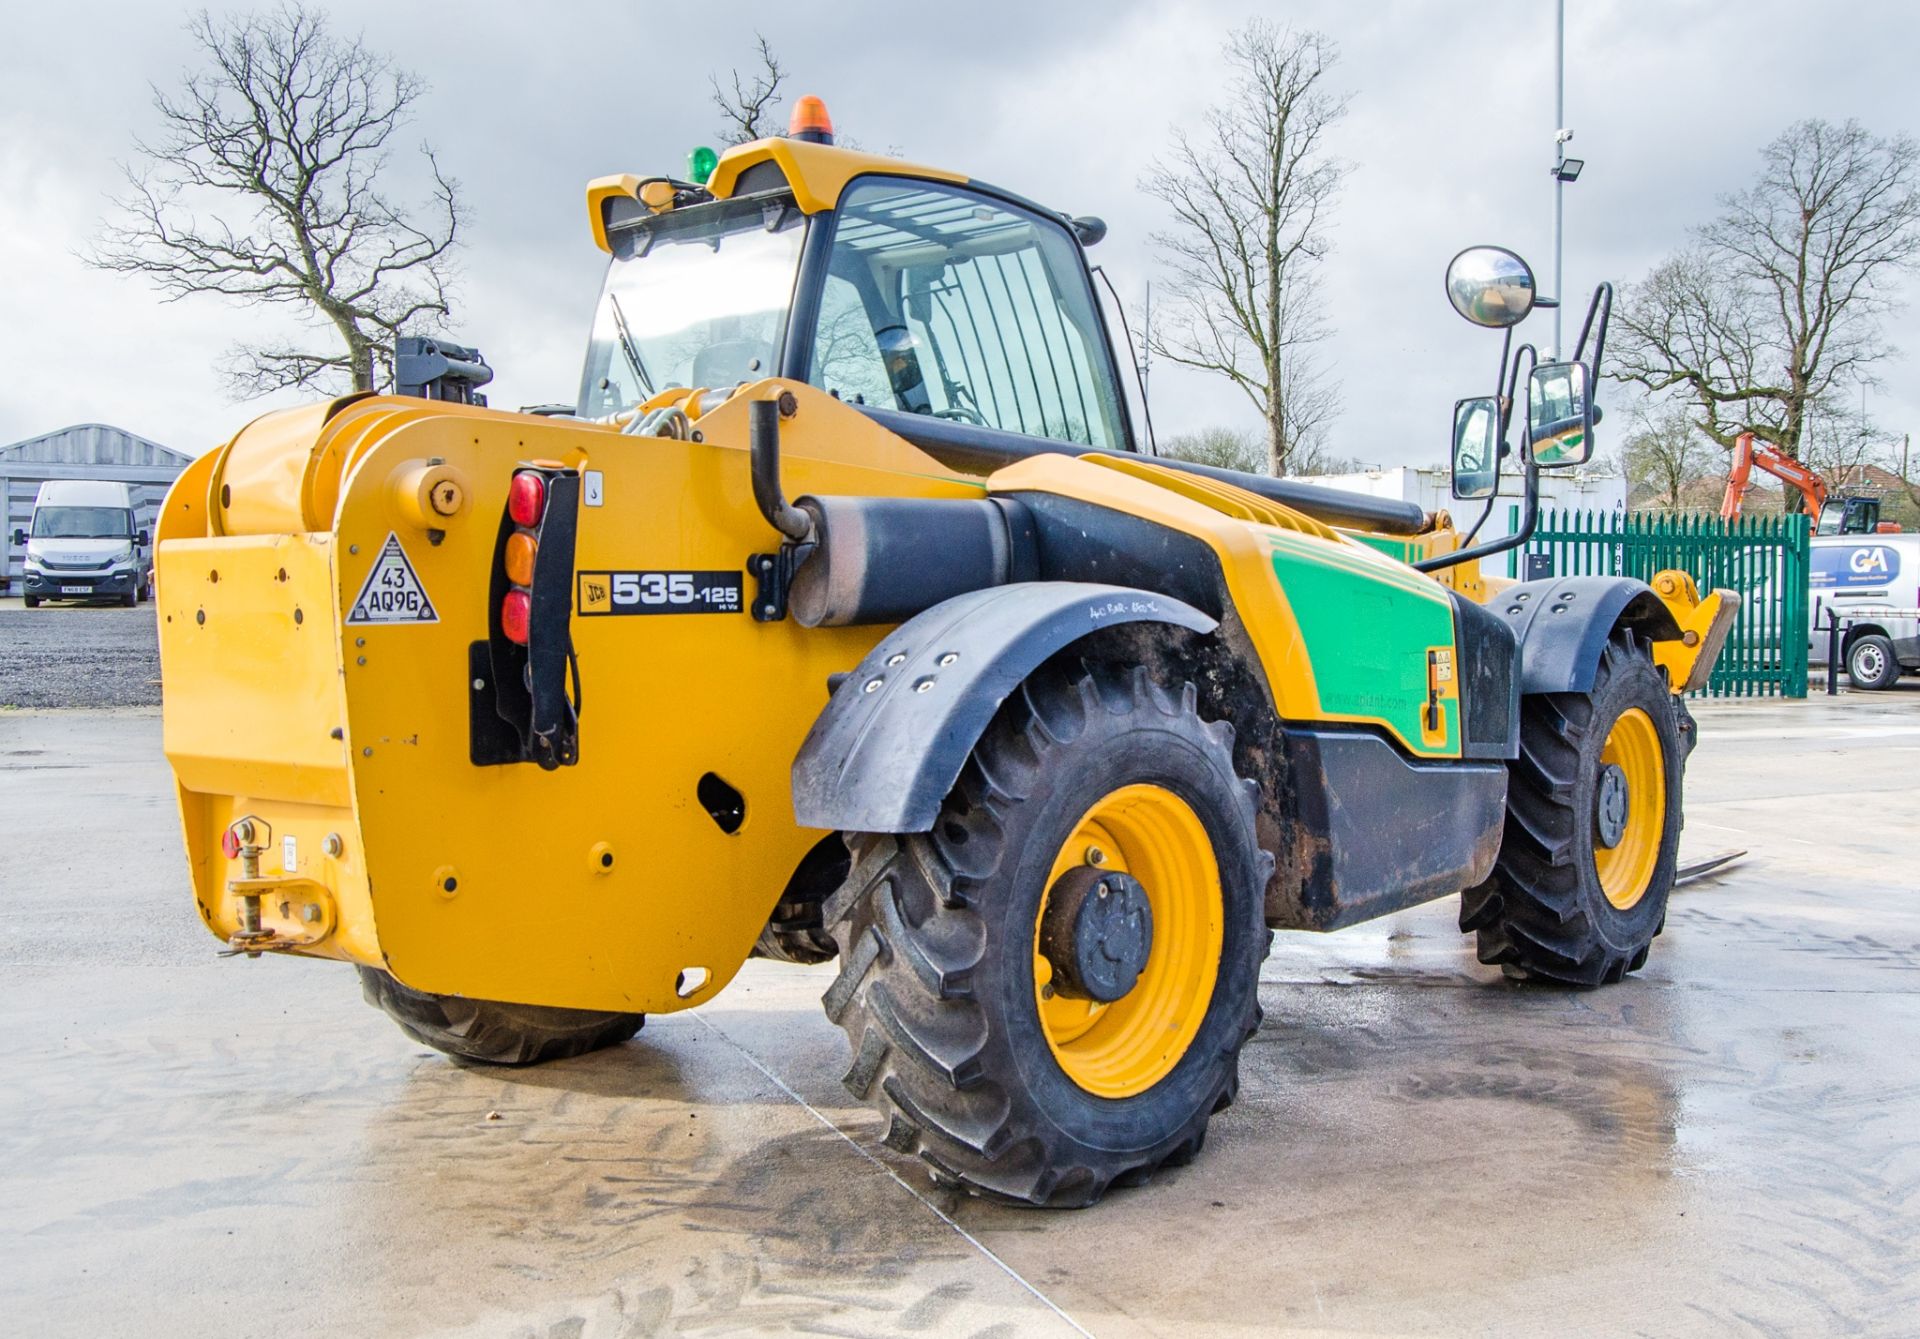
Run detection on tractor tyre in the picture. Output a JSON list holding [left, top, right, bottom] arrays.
[[823, 662, 1272, 1207], [357, 965, 643, 1066], [1846, 633, 1901, 691], [1461, 630, 1687, 985]]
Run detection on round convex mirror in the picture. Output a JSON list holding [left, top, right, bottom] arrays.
[[1445, 246, 1537, 328]]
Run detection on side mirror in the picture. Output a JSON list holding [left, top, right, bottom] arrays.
[[1451, 397, 1501, 500], [10, 528, 23, 546], [1528, 361, 1595, 467], [1445, 246, 1536, 328], [137, 529, 151, 547]]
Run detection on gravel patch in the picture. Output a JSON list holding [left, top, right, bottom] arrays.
[[0, 601, 161, 708]]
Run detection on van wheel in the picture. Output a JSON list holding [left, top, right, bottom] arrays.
[[1461, 630, 1684, 985], [357, 966, 644, 1065], [23, 596, 38, 608], [120, 589, 137, 607], [823, 663, 1271, 1207], [1846, 633, 1901, 691]]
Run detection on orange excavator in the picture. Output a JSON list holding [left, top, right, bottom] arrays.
[[1720, 430, 1899, 535]]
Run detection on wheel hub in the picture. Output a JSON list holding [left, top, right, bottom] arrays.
[[1595, 762, 1630, 849], [1038, 867, 1154, 1004]]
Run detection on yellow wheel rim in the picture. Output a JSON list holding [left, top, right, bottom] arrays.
[[1034, 784, 1223, 1099], [1593, 707, 1666, 910]]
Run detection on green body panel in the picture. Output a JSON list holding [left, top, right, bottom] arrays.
[[1268, 531, 1460, 756], [1348, 532, 1416, 562]]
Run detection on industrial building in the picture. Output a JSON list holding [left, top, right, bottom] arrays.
[[1, 425, 193, 592]]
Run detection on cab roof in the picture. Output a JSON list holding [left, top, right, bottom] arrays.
[[585, 137, 966, 253]]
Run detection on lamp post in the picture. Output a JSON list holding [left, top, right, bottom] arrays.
[[1551, 0, 1570, 358]]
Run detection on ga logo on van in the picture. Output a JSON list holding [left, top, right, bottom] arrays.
[[1810, 544, 1902, 589]]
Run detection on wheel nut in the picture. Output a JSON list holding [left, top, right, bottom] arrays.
[[1085, 846, 1107, 866]]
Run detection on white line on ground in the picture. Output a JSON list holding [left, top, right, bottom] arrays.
[[1706, 724, 1920, 742], [691, 1012, 1096, 1339]]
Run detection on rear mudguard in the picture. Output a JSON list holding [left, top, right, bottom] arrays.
[[1489, 576, 1683, 695], [791, 582, 1215, 833]]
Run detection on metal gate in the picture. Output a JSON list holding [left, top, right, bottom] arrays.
[[1508, 508, 1810, 698]]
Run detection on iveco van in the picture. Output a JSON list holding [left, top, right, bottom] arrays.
[[12, 480, 150, 607], [1806, 532, 1920, 690]]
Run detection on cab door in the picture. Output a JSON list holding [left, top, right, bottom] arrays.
[[794, 178, 1133, 452]]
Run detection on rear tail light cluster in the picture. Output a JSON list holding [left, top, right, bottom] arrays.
[[500, 469, 548, 644]]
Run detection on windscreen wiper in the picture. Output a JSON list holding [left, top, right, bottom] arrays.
[[606, 293, 654, 397]]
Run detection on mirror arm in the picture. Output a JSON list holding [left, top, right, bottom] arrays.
[[1416, 457, 1539, 573], [1572, 281, 1613, 378], [1457, 492, 1498, 549], [1491, 327, 1513, 416], [1419, 342, 1542, 575], [1502, 342, 1539, 439]]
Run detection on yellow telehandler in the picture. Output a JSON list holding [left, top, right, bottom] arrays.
[[156, 98, 1736, 1205]]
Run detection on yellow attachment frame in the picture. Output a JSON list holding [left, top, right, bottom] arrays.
[[1646, 569, 1742, 694]]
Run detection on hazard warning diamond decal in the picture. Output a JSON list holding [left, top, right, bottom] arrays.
[[347, 532, 439, 624]]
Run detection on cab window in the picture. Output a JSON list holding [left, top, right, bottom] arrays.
[[809, 180, 1126, 448]]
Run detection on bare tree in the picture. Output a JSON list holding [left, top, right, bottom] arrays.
[[1159, 423, 1362, 478], [1159, 426, 1266, 474], [1612, 119, 1920, 507], [89, 4, 460, 396], [711, 35, 786, 147], [1287, 432, 1364, 478], [1799, 397, 1893, 490], [1144, 22, 1348, 476], [1622, 402, 1717, 509]]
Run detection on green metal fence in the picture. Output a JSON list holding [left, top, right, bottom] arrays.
[[1507, 508, 1810, 698]]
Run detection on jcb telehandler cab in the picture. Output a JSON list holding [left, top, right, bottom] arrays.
[[156, 101, 1737, 1206]]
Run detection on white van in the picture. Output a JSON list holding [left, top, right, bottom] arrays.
[[11, 480, 151, 608], [1806, 532, 1920, 689]]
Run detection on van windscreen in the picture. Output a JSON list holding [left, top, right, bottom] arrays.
[[32, 507, 131, 539]]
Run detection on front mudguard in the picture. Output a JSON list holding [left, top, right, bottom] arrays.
[[1487, 576, 1684, 695], [791, 582, 1216, 834]]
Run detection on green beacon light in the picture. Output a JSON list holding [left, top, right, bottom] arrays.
[[688, 145, 718, 186]]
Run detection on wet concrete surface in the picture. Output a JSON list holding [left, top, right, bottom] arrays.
[[3, 692, 1918, 1337], [0, 598, 161, 708]]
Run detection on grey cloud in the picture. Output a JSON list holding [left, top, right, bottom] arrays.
[[4, 0, 1919, 461]]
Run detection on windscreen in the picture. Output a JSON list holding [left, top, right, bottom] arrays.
[[576, 198, 806, 418], [32, 507, 131, 539]]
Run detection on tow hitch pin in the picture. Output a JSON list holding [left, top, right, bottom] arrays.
[[223, 815, 275, 959]]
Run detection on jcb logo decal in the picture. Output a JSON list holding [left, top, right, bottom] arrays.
[[577, 570, 743, 616]]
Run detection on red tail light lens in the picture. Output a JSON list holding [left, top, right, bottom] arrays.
[[507, 471, 546, 528], [501, 589, 531, 644]]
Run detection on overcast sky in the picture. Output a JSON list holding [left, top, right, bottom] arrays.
[[5, 0, 1920, 468]]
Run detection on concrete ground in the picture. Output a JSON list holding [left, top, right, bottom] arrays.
[[3, 620, 1918, 1334]]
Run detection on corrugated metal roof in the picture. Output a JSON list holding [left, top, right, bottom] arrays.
[[0, 423, 193, 468]]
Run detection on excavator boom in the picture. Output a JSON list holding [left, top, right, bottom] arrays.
[[1721, 430, 1826, 520]]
